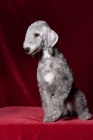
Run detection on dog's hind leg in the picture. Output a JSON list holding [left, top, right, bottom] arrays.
[[74, 90, 92, 120]]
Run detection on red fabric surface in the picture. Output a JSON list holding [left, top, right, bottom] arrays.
[[0, 0, 93, 110], [0, 107, 93, 140]]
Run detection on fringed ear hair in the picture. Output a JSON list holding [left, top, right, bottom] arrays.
[[48, 47, 54, 56]]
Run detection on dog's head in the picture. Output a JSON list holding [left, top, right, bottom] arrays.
[[23, 21, 58, 56]]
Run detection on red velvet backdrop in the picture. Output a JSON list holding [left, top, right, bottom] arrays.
[[0, 0, 93, 110]]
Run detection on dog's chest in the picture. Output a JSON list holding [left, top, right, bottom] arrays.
[[43, 72, 54, 85], [37, 59, 57, 85], [43, 60, 55, 84]]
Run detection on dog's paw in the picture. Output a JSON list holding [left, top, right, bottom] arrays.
[[78, 112, 92, 120], [43, 110, 61, 122], [43, 117, 49, 122], [43, 117, 53, 122], [50, 110, 62, 122]]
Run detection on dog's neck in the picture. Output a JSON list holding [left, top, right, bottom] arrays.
[[41, 44, 61, 59], [43, 50, 51, 59]]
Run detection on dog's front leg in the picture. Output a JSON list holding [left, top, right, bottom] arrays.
[[39, 89, 52, 122], [48, 95, 67, 122]]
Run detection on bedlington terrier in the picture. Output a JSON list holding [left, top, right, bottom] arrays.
[[23, 21, 91, 122]]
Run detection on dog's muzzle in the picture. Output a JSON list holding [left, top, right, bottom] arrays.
[[30, 45, 43, 55]]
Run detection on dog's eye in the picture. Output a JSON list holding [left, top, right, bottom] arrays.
[[34, 33, 40, 37]]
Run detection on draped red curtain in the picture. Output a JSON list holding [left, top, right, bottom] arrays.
[[0, 0, 93, 110]]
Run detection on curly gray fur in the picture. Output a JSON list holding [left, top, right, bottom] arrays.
[[23, 21, 91, 122]]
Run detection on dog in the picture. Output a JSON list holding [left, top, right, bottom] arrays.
[[23, 21, 91, 122]]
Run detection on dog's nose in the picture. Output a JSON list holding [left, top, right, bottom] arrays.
[[24, 47, 30, 53]]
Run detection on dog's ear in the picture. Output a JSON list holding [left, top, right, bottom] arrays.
[[47, 29, 59, 47], [42, 27, 58, 47]]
